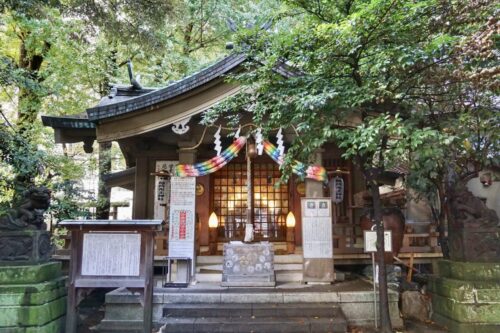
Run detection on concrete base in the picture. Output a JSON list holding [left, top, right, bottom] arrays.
[[0, 262, 66, 333], [429, 260, 500, 333], [96, 279, 403, 331]]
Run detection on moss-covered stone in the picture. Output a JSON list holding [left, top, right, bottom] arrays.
[[0, 277, 67, 306], [0, 262, 61, 285], [432, 293, 500, 323], [25, 315, 65, 333], [0, 296, 66, 327], [431, 260, 500, 330], [432, 312, 500, 333], [438, 260, 500, 281], [0, 315, 65, 333], [428, 276, 500, 303]]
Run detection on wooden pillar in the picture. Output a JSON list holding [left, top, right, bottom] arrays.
[[305, 149, 324, 198], [133, 157, 149, 219], [302, 148, 335, 283], [178, 141, 197, 164], [302, 150, 324, 246]]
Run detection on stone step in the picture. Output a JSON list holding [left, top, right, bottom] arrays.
[[160, 316, 347, 333], [195, 272, 221, 283], [196, 254, 303, 266], [163, 303, 343, 318], [93, 319, 162, 333], [100, 280, 404, 329], [195, 271, 303, 283], [197, 263, 303, 273]]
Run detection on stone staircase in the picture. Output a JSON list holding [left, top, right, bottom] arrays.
[[160, 302, 348, 333], [95, 279, 404, 332], [195, 253, 304, 283]]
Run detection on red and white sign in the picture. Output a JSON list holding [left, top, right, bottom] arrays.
[[168, 177, 196, 262]]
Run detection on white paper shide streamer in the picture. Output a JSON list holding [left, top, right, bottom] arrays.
[[214, 125, 222, 156], [255, 128, 264, 155], [276, 128, 285, 157]]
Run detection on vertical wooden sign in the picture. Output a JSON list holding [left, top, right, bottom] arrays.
[[301, 198, 334, 283], [169, 176, 196, 273], [154, 161, 178, 221]]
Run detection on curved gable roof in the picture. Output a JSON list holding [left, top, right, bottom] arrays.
[[87, 53, 247, 122]]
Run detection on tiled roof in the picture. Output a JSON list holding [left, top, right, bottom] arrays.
[[86, 53, 247, 121], [41, 113, 95, 129]]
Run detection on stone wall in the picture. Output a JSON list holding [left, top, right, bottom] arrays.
[[429, 260, 500, 333], [0, 262, 66, 333]]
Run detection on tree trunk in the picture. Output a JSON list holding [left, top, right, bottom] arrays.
[[96, 141, 112, 219], [16, 39, 49, 134], [369, 179, 393, 333], [95, 48, 118, 219], [435, 182, 449, 258]]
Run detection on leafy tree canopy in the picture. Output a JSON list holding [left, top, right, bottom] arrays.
[[204, 1, 498, 330]]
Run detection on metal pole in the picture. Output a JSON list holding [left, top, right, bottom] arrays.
[[372, 252, 378, 329]]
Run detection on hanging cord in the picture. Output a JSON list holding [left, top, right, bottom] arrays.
[[179, 123, 277, 151], [179, 123, 305, 151], [178, 126, 209, 151]]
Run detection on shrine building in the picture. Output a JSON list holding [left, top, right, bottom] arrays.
[[42, 53, 440, 264]]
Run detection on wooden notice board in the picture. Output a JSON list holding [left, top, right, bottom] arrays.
[[59, 220, 162, 333], [301, 198, 335, 283]]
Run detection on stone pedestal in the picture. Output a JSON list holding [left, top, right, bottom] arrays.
[[221, 242, 276, 287], [0, 230, 52, 265], [0, 261, 66, 333], [428, 260, 500, 333]]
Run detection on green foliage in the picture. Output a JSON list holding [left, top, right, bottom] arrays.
[[0, 123, 45, 208], [48, 179, 91, 221], [1, 0, 280, 221], [208, 0, 498, 197]]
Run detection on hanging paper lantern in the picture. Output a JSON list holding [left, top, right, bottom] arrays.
[[330, 176, 344, 203]]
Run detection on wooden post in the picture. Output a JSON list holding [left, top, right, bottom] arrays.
[[246, 152, 253, 236], [143, 230, 154, 333], [286, 227, 295, 254], [65, 229, 80, 333], [407, 252, 415, 282]]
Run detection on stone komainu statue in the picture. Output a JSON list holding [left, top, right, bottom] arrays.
[[0, 186, 52, 263], [447, 181, 500, 262], [0, 186, 51, 231]]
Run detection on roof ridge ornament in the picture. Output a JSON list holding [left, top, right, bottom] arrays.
[[127, 59, 143, 90]]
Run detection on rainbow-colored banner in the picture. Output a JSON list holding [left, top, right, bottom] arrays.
[[175, 136, 246, 177], [174, 136, 326, 182], [263, 140, 327, 182]]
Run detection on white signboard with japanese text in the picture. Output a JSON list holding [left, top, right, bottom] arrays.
[[301, 198, 333, 259], [363, 230, 392, 252], [81, 233, 141, 276], [154, 161, 178, 221], [168, 177, 196, 264]]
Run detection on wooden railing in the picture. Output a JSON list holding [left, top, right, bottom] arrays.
[[56, 223, 442, 259], [332, 221, 442, 255]]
